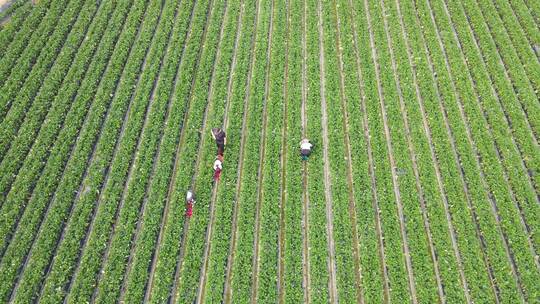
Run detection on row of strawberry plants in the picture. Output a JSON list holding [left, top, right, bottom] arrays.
[[169, 3, 231, 303], [65, 1, 197, 303], [0, 0, 27, 25], [320, 0, 362, 302], [304, 0, 330, 301], [411, 0, 517, 301], [0, 0, 105, 239], [201, 1, 257, 302], [0, 1, 32, 57], [465, 0, 540, 260], [0, 0, 52, 91], [256, 0, 285, 302], [387, 0, 490, 301], [506, 0, 540, 52], [355, 0, 415, 301], [173, 1, 239, 301], [422, 0, 532, 300], [484, 0, 540, 100], [228, 0, 271, 301], [336, 0, 387, 301], [381, 0, 466, 300], [510, 1, 540, 50], [466, 0, 540, 196], [522, 0, 540, 26], [0, 0, 73, 124], [134, 0, 217, 300], [4, 0, 161, 302], [369, 0, 443, 301], [0, 0, 128, 300], [126, 0, 238, 302], [0, 0, 143, 301], [282, 0, 305, 301], [440, 0, 540, 298], [0, 0, 87, 162], [464, 0, 540, 190], [53, 0, 176, 302]]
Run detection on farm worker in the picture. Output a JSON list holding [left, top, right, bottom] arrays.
[[212, 128, 226, 155], [185, 190, 196, 217], [300, 138, 313, 161], [213, 154, 224, 181]]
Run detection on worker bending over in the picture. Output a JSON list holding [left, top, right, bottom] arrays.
[[213, 154, 223, 181], [212, 128, 226, 156], [185, 190, 196, 217], [300, 138, 313, 161]]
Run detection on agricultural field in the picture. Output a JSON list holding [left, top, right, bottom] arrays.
[[0, 0, 538, 302]]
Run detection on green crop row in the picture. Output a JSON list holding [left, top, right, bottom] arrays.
[[0, 0, 73, 125], [229, 1, 271, 302], [353, 0, 415, 301], [505, 0, 540, 52], [0, 0, 104, 236], [4, 0, 160, 302], [255, 0, 285, 302], [422, 0, 537, 301], [304, 0, 330, 302], [337, 0, 387, 302], [50, 0, 176, 302], [0, 1, 32, 57], [440, 0, 540, 299], [461, 0, 540, 194], [463, 0, 540, 226], [126, 0, 237, 303], [282, 0, 305, 301], [483, 0, 540, 103], [0, 0, 90, 164], [0, 0, 120, 300], [0, 0, 52, 91], [320, 0, 363, 302], [65, 1, 197, 303], [172, 1, 248, 303], [385, 0, 489, 301], [133, 0, 218, 300], [411, 0, 517, 302], [201, 1, 257, 303]]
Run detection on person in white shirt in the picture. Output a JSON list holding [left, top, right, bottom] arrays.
[[213, 154, 224, 181], [185, 190, 195, 217], [300, 138, 313, 161]]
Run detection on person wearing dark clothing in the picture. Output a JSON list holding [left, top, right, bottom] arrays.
[[212, 128, 226, 155]]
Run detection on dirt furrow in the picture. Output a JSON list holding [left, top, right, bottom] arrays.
[[362, 0, 419, 301], [249, 1, 274, 302]]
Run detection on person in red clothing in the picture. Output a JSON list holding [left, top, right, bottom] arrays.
[[213, 154, 223, 181], [185, 190, 195, 217]]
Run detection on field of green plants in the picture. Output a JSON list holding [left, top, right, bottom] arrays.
[[0, 0, 538, 302]]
